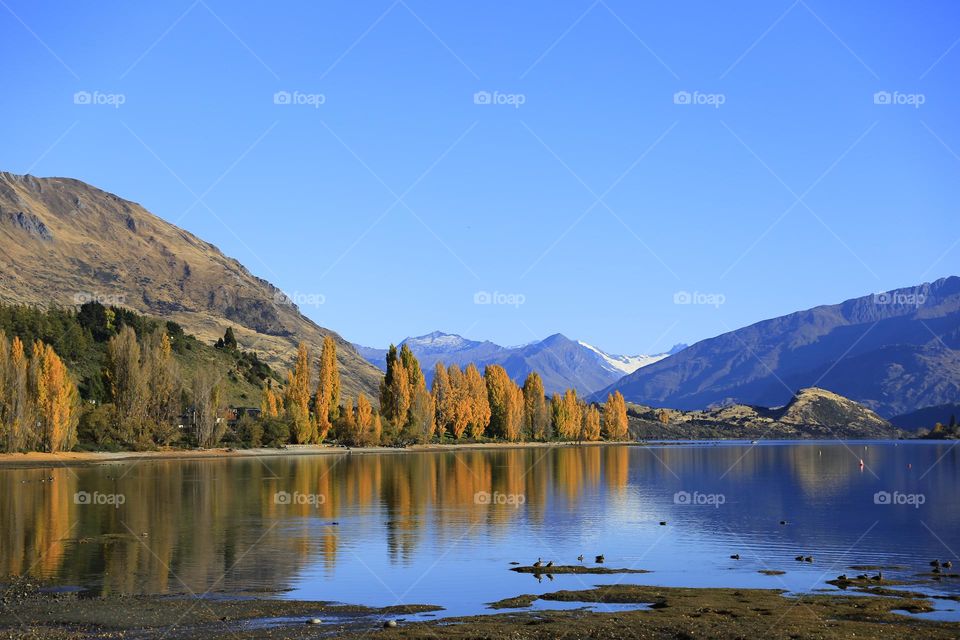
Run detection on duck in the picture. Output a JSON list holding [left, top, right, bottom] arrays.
[[533, 558, 543, 569], [837, 574, 848, 581], [730, 554, 740, 560], [945, 561, 953, 569], [545, 561, 554, 568], [804, 556, 814, 563], [595, 555, 605, 563], [779, 520, 788, 525], [577, 554, 584, 562], [659, 521, 667, 526], [795, 556, 805, 562], [931, 560, 941, 568], [874, 571, 883, 581]]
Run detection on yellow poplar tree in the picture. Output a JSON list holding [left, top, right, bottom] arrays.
[[390, 359, 411, 428], [285, 342, 315, 443], [314, 336, 339, 442], [554, 388, 582, 440], [371, 412, 383, 445], [582, 403, 601, 441], [447, 364, 469, 439], [356, 393, 373, 444], [505, 383, 524, 442], [431, 362, 451, 436], [485, 365, 523, 441], [522, 372, 549, 441], [33, 343, 79, 453], [602, 391, 629, 440], [0, 332, 8, 449], [464, 363, 490, 439], [7, 336, 31, 451], [261, 379, 283, 418], [550, 393, 565, 440]]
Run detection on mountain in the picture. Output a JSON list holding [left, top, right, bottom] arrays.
[[578, 340, 686, 375], [890, 404, 960, 431], [354, 331, 683, 395], [626, 387, 900, 440], [0, 172, 383, 400], [598, 277, 960, 417]]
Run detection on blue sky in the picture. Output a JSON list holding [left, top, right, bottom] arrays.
[[1, 1, 958, 354]]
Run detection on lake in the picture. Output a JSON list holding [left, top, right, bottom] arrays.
[[2, 441, 958, 619]]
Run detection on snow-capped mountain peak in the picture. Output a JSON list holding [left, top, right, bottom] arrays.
[[577, 341, 671, 375], [403, 331, 472, 351]]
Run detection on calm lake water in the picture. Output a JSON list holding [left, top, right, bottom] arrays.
[[2, 441, 959, 618]]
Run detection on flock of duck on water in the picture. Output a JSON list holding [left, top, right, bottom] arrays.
[[525, 553, 954, 583]]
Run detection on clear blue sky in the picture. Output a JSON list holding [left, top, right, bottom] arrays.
[[2, 1, 958, 354]]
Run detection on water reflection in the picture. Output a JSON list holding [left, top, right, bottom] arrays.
[[1, 442, 958, 614]]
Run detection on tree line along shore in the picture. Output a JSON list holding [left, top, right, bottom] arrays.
[[0, 302, 629, 454]]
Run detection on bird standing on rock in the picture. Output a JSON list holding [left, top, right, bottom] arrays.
[[595, 555, 605, 563]]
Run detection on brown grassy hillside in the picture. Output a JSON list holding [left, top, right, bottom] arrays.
[[0, 172, 382, 401]]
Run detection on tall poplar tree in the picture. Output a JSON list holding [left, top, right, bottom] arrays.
[[285, 342, 314, 443], [522, 372, 550, 440]]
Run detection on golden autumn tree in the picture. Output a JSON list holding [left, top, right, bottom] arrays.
[[0, 332, 8, 450], [389, 357, 411, 428], [602, 391, 629, 440], [8, 336, 32, 451], [505, 383, 524, 442], [431, 362, 451, 436], [356, 392, 373, 445], [550, 393, 564, 440], [464, 363, 490, 439], [400, 344, 424, 392], [339, 399, 357, 442], [32, 342, 80, 453], [260, 379, 283, 418], [485, 365, 523, 441], [314, 336, 339, 442], [581, 403, 601, 442], [371, 411, 383, 445], [552, 388, 582, 440], [0, 331, 33, 453], [446, 364, 470, 439], [285, 342, 315, 443], [379, 345, 412, 430], [396, 346, 432, 442], [522, 371, 550, 441]]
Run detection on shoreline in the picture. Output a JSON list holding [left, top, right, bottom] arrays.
[[0, 437, 926, 468], [2, 581, 957, 639], [0, 440, 634, 468]]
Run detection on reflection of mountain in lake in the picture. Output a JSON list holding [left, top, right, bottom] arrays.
[[2, 444, 958, 605]]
